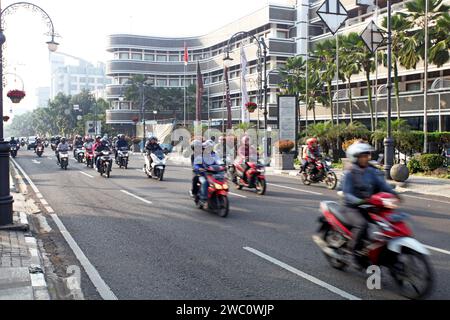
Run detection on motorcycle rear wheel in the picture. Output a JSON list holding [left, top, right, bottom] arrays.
[[391, 248, 434, 300], [323, 228, 347, 270], [301, 173, 311, 186]]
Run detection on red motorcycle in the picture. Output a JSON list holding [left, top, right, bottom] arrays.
[[85, 148, 95, 168], [228, 161, 267, 195], [313, 192, 433, 299], [193, 165, 230, 218]]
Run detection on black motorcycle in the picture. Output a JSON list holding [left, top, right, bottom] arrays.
[[116, 147, 129, 169], [10, 144, 17, 158], [301, 158, 338, 190], [98, 150, 113, 178]]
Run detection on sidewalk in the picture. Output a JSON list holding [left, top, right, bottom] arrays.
[[0, 170, 50, 300]]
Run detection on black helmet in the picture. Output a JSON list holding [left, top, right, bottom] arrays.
[[61, 137, 66, 143]]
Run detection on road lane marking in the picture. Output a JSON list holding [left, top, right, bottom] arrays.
[[121, 190, 153, 204], [424, 245, 450, 256], [79, 171, 94, 179], [243, 247, 361, 300], [403, 194, 450, 205], [32, 160, 41, 164], [10, 158, 118, 300], [229, 192, 248, 199], [268, 183, 324, 196]]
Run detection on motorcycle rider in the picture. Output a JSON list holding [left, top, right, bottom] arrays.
[[301, 138, 321, 175], [56, 137, 69, 164], [190, 140, 221, 202], [34, 137, 44, 153], [115, 134, 129, 161], [94, 138, 112, 172], [9, 137, 18, 151], [342, 141, 398, 267], [145, 136, 162, 166], [73, 135, 84, 156], [235, 135, 258, 183]]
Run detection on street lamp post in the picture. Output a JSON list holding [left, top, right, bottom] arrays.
[[384, 0, 395, 180], [0, 1, 58, 227]]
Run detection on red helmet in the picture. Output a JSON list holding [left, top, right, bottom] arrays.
[[241, 135, 251, 145], [307, 138, 318, 147]]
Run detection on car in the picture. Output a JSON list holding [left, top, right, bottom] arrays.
[[27, 136, 37, 150]]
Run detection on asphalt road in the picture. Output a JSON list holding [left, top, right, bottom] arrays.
[[11, 149, 450, 300]]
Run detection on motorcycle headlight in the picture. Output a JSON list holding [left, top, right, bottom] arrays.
[[382, 198, 399, 209], [223, 184, 229, 190], [214, 183, 223, 190]]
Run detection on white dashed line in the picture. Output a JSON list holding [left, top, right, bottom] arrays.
[[403, 194, 450, 205], [120, 190, 153, 205], [424, 245, 450, 256], [268, 183, 324, 196], [79, 171, 94, 178], [229, 192, 248, 199]]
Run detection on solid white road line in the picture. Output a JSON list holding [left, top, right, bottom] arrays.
[[268, 183, 324, 196], [79, 171, 94, 179], [10, 158, 118, 300], [403, 194, 450, 205], [424, 245, 450, 256], [121, 190, 153, 205], [244, 247, 361, 300]]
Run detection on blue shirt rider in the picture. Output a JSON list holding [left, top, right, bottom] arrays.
[[190, 140, 221, 201]]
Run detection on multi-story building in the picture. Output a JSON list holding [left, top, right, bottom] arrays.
[[105, 3, 297, 131], [105, 0, 450, 133], [35, 87, 51, 108], [50, 53, 112, 99]]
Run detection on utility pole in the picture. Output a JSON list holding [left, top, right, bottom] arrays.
[[423, 0, 429, 153]]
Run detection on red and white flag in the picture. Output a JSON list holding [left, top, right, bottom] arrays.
[[184, 42, 189, 66]]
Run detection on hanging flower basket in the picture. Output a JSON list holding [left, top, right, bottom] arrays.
[[132, 116, 139, 123], [245, 102, 257, 113], [7, 90, 26, 104], [3, 116, 10, 122]]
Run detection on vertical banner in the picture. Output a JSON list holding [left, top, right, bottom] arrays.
[[240, 46, 250, 123], [196, 62, 204, 123], [277, 95, 298, 152], [224, 66, 233, 130]]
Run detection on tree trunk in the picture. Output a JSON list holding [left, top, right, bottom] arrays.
[[348, 78, 353, 123], [366, 69, 374, 132], [394, 60, 400, 121], [327, 81, 334, 125]]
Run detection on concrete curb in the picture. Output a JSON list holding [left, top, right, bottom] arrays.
[[9, 167, 51, 300]]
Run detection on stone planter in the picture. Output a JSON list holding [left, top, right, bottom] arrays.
[[271, 153, 295, 170]]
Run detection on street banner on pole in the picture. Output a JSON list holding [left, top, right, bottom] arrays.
[[317, 0, 349, 35], [360, 20, 385, 53], [277, 95, 298, 143], [196, 62, 204, 123], [240, 46, 250, 124], [86, 121, 101, 136], [224, 66, 233, 130]]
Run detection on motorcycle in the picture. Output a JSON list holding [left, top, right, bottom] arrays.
[[193, 165, 230, 218], [313, 192, 433, 299], [98, 150, 113, 178], [36, 145, 44, 157], [116, 147, 129, 169], [20, 140, 25, 147], [301, 158, 338, 190], [228, 160, 266, 195], [59, 151, 69, 170], [74, 147, 85, 163], [85, 148, 95, 168], [51, 143, 57, 152], [10, 145, 17, 158], [144, 150, 166, 181]]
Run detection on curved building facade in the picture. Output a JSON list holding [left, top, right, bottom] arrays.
[[105, 3, 297, 130]]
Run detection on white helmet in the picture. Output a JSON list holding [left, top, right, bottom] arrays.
[[202, 140, 214, 149], [346, 142, 374, 163]]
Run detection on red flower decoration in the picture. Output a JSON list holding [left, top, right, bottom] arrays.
[[245, 102, 257, 113], [132, 116, 139, 123], [7, 90, 26, 104]]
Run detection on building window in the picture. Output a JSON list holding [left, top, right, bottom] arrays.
[[276, 30, 288, 39], [119, 52, 129, 60], [131, 52, 142, 60], [144, 54, 155, 61], [169, 79, 179, 87], [156, 79, 167, 87], [169, 55, 179, 62], [156, 55, 167, 62], [406, 82, 421, 92]]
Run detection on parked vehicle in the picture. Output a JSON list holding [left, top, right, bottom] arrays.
[[144, 150, 166, 181], [313, 192, 433, 299], [116, 147, 129, 169], [98, 150, 113, 178], [228, 160, 266, 195], [301, 158, 338, 190], [59, 151, 69, 170], [193, 165, 229, 218]]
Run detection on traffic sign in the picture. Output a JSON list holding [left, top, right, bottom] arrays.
[[316, 0, 349, 35], [360, 20, 385, 53]]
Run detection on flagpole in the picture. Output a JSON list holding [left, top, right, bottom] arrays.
[[184, 63, 186, 127]]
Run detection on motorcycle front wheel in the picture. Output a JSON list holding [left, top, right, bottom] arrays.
[[255, 178, 267, 195], [391, 248, 434, 300], [158, 169, 164, 181], [215, 195, 229, 218], [325, 172, 338, 190]]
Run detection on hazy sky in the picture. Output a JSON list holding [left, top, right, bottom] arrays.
[[2, 0, 288, 116]]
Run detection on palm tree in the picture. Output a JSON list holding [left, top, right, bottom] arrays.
[[340, 33, 361, 123], [279, 55, 305, 103], [313, 39, 337, 124]]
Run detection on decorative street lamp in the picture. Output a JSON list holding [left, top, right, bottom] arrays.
[[0, 2, 59, 227]]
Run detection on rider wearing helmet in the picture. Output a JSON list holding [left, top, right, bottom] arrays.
[[94, 138, 111, 172], [342, 141, 398, 267], [301, 138, 321, 174], [145, 136, 162, 166], [114, 134, 129, 160], [190, 140, 221, 202], [236, 135, 258, 182], [56, 137, 69, 164]]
